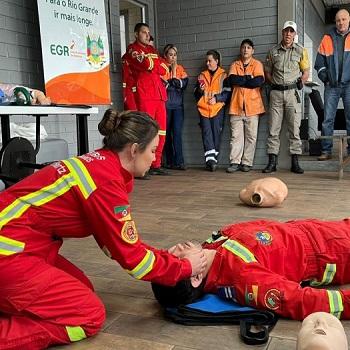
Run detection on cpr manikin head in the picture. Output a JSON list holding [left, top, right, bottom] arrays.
[[239, 177, 288, 207], [297, 312, 348, 350]]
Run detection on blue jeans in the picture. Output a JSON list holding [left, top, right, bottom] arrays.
[[321, 83, 350, 154], [165, 107, 184, 166]]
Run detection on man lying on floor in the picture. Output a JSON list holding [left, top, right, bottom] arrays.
[[152, 218, 350, 320]]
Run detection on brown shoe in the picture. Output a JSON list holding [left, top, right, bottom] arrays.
[[318, 153, 332, 161]]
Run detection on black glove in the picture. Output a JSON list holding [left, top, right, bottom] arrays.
[[296, 78, 303, 90]]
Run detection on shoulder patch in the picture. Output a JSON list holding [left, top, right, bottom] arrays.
[[114, 205, 131, 222], [255, 231, 272, 246], [264, 288, 282, 310], [121, 220, 138, 244]]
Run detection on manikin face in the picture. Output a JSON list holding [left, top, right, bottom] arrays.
[[297, 312, 348, 350], [132, 135, 158, 177], [165, 48, 177, 65], [335, 10, 350, 34], [135, 25, 150, 46], [282, 27, 296, 47], [206, 55, 218, 71], [240, 43, 254, 61]]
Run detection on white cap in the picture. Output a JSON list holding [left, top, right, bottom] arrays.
[[282, 20, 297, 32]]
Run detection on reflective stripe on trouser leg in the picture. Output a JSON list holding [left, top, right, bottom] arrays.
[[66, 326, 87, 342], [327, 290, 343, 318]]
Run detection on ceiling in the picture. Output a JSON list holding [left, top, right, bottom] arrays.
[[322, 0, 350, 7]]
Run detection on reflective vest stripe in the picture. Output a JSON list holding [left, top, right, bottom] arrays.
[[0, 235, 25, 255], [222, 239, 257, 263], [22, 174, 75, 206], [327, 290, 343, 319], [127, 250, 155, 279], [158, 129, 166, 136], [63, 158, 97, 199], [310, 263, 336, 286], [65, 326, 87, 342], [0, 174, 74, 230]]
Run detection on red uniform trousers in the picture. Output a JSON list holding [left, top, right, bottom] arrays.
[[138, 98, 167, 169], [0, 251, 105, 350]]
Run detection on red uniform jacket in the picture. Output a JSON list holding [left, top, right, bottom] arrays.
[[124, 41, 168, 102], [203, 219, 350, 320], [0, 149, 191, 285]]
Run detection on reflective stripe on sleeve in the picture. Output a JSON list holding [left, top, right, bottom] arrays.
[[158, 129, 166, 136], [310, 263, 336, 286], [65, 326, 87, 342], [0, 235, 25, 255], [63, 158, 97, 199], [327, 290, 343, 319], [147, 56, 154, 71], [126, 250, 155, 280], [222, 239, 257, 263]]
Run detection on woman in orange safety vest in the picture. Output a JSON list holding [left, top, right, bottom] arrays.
[[0, 109, 206, 350], [194, 50, 230, 172]]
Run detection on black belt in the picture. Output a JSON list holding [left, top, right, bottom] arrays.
[[271, 83, 297, 91]]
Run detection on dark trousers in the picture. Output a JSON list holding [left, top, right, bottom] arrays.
[[165, 107, 185, 166], [200, 109, 225, 163]]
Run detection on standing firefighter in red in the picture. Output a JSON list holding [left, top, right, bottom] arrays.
[[124, 23, 169, 175], [0, 109, 206, 350]]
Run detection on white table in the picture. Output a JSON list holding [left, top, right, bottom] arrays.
[[0, 106, 99, 155]]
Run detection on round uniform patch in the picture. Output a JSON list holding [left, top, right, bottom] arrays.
[[264, 288, 281, 310], [121, 220, 138, 244], [256, 231, 272, 245]]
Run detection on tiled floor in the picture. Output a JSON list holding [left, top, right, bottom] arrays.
[[50, 168, 350, 349]]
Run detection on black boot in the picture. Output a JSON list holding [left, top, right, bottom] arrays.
[[291, 154, 304, 174], [262, 154, 277, 173]]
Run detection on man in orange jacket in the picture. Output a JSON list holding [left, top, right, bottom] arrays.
[[153, 218, 350, 320], [225, 39, 265, 173], [124, 23, 169, 175]]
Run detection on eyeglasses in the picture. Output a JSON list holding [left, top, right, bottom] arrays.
[[283, 28, 295, 33]]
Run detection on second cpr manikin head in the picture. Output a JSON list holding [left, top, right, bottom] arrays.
[[297, 312, 348, 350], [239, 177, 288, 207]]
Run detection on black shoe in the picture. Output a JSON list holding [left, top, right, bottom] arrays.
[[291, 154, 304, 174], [206, 160, 217, 172], [172, 164, 187, 170], [135, 171, 151, 180], [149, 167, 170, 175], [262, 154, 277, 173], [226, 163, 240, 173], [240, 164, 252, 172]]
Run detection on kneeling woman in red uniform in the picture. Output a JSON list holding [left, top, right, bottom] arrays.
[[0, 109, 206, 350]]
